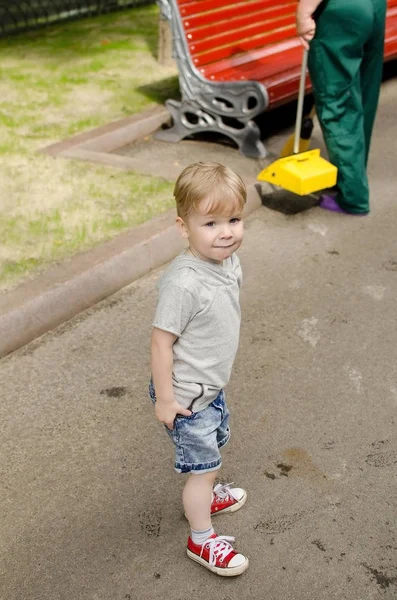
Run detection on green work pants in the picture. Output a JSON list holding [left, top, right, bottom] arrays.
[[308, 0, 387, 213]]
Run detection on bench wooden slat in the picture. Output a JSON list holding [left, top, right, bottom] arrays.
[[201, 41, 301, 80], [385, 7, 397, 58], [192, 24, 296, 68], [201, 43, 306, 106], [186, 7, 295, 43], [183, 2, 292, 30], [179, 0, 284, 18], [266, 73, 311, 107], [189, 15, 295, 56], [387, 5, 397, 18]]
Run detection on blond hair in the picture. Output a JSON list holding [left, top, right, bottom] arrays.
[[174, 162, 246, 218]]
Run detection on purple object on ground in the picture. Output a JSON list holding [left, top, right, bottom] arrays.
[[318, 194, 369, 216]]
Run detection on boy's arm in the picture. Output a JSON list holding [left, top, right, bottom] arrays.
[[296, 0, 323, 49], [151, 327, 192, 430]]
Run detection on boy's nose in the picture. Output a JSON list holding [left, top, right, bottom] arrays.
[[220, 225, 232, 238]]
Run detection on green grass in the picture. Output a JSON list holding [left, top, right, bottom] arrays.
[[0, 5, 180, 291]]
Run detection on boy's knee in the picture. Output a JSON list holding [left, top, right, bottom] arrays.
[[188, 469, 219, 483]]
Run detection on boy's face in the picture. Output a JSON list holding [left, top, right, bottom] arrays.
[[176, 198, 244, 264]]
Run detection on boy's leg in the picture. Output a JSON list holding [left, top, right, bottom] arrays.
[[183, 470, 217, 531], [182, 393, 246, 522], [211, 394, 247, 515], [184, 469, 249, 577], [150, 384, 247, 575], [178, 395, 248, 576]]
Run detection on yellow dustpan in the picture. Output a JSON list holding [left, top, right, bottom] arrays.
[[257, 49, 337, 196]]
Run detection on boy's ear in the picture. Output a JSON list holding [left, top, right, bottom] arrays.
[[176, 216, 189, 239]]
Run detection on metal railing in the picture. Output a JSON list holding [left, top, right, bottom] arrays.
[[0, 0, 155, 37]]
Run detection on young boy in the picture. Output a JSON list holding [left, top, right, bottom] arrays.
[[149, 162, 248, 576]]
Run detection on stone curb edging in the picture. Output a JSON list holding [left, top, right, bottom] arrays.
[[0, 183, 262, 359]]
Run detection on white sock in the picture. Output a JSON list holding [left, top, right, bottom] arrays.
[[191, 526, 214, 545]]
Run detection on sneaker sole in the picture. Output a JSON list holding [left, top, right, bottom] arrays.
[[184, 490, 247, 520], [187, 549, 249, 576]]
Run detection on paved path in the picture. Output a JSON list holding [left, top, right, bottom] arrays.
[[1, 77, 397, 600]]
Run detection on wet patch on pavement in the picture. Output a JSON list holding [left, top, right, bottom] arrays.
[[263, 448, 329, 482], [100, 386, 128, 398], [383, 260, 397, 272], [311, 539, 326, 552], [366, 440, 397, 467], [139, 507, 162, 538], [362, 564, 397, 591], [254, 510, 307, 535]]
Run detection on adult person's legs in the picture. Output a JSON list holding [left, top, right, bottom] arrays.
[[361, 0, 387, 166], [308, 0, 386, 214]]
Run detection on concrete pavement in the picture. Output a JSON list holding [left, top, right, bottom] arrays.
[[1, 77, 397, 599]]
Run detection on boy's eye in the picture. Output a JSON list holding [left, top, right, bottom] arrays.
[[230, 217, 241, 224], [204, 221, 216, 227]]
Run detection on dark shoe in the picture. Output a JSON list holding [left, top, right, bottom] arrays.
[[318, 194, 369, 215]]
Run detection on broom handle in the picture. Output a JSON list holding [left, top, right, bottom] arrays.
[[293, 48, 309, 155]]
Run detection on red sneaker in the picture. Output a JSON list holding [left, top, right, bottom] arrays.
[[211, 483, 247, 516], [187, 533, 249, 576]]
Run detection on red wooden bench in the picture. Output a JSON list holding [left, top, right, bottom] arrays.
[[156, 0, 397, 157]]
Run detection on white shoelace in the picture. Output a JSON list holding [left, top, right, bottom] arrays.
[[200, 535, 235, 566], [213, 482, 237, 502]]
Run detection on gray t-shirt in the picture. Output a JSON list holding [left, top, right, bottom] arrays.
[[153, 251, 242, 412]]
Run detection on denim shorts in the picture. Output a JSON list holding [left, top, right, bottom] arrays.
[[149, 382, 230, 474]]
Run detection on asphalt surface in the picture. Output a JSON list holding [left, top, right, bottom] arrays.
[[1, 76, 397, 600]]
